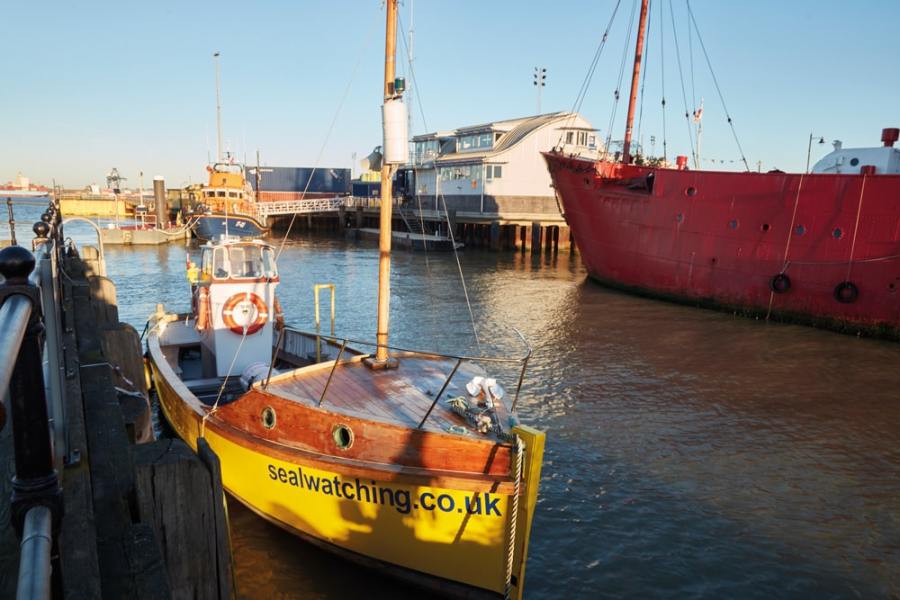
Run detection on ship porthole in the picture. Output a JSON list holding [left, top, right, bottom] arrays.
[[794, 224, 807, 236], [685, 186, 697, 196], [761, 223, 770, 232], [261, 406, 277, 430], [332, 424, 354, 450], [834, 281, 859, 303], [850, 157, 859, 166], [770, 273, 791, 294], [675, 213, 684, 223], [728, 219, 739, 230], [832, 227, 844, 239]]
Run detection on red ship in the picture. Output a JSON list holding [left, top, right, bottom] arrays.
[[544, 1, 900, 339]]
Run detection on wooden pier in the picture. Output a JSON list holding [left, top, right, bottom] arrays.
[[0, 200, 232, 599]]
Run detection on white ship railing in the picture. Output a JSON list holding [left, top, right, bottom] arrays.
[[253, 196, 346, 218]]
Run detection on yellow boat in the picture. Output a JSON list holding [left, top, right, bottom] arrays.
[[146, 3, 544, 597]]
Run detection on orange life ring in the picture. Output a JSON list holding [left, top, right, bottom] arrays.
[[222, 292, 268, 335], [196, 286, 211, 331]]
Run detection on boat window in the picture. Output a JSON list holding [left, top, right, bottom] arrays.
[[213, 247, 229, 278], [216, 191, 226, 198], [200, 248, 213, 280], [228, 191, 238, 198], [227, 245, 275, 279]]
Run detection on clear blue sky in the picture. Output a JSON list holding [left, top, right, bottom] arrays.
[[2, 0, 898, 188]]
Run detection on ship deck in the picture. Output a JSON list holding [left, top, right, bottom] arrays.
[[261, 354, 507, 438]]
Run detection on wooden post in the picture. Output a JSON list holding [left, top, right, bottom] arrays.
[[531, 222, 542, 254], [489, 222, 501, 251]]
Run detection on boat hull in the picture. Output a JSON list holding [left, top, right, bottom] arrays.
[[544, 152, 900, 338], [147, 329, 543, 598], [192, 213, 269, 241]]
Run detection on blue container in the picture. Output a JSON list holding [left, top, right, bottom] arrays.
[[244, 166, 351, 194]]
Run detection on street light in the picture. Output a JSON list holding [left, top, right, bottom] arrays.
[[533, 67, 546, 114], [806, 133, 825, 173]]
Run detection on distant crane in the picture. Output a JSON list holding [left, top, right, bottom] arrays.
[[106, 168, 127, 193]]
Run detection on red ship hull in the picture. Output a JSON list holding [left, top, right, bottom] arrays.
[[543, 152, 900, 338]]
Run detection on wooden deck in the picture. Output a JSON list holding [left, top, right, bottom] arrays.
[[263, 354, 506, 438]]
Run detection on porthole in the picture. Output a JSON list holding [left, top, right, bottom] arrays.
[[850, 158, 859, 166], [675, 213, 684, 223], [728, 219, 739, 230], [761, 223, 770, 232], [332, 424, 354, 450], [832, 227, 843, 239], [685, 186, 697, 197], [261, 406, 277, 430], [795, 224, 807, 236]]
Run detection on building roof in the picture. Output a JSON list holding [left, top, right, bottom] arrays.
[[432, 112, 582, 165], [412, 111, 573, 143]]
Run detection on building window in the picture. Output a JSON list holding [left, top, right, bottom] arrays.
[[457, 133, 493, 152], [493, 166, 502, 179], [485, 165, 493, 180], [494, 132, 502, 142]]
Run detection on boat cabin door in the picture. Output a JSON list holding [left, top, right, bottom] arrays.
[[197, 241, 279, 378]]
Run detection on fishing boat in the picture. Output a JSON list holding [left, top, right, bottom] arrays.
[[543, 0, 900, 339], [191, 161, 269, 241], [146, 3, 544, 597], [190, 51, 269, 241]]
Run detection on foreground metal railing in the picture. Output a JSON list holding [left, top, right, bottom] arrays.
[[264, 325, 532, 430], [1, 197, 67, 600]]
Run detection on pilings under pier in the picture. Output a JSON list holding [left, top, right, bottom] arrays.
[[454, 221, 576, 254]]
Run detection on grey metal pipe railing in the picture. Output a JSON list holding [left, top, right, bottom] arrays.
[[0, 295, 33, 395], [15, 505, 52, 600]]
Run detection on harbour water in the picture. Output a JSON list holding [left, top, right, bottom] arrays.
[[41, 217, 900, 597]]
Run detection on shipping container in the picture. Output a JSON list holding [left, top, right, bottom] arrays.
[[244, 166, 351, 194]]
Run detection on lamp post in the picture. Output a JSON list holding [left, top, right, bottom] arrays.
[[806, 133, 825, 173], [533, 67, 546, 114]]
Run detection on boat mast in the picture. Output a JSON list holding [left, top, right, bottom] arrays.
[[621, 0, 650, 165], [373, 0, 399, 366], [214, 51, 223, 163]]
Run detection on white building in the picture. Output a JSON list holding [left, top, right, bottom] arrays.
[[408, 111, 599, 219]]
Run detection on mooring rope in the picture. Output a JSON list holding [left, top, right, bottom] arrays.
[[503, 435, 524, 600], [200, 302, 252, 438]]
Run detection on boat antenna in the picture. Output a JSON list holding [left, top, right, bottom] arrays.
[[214, 51, 223, 163], [369, 0, 400, 369], [622, 0, 649, 165]]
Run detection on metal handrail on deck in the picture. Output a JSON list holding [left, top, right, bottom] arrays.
[[269, 326, 533, 428]]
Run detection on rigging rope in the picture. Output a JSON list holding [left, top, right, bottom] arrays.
[[200, 308, 252, 438], [604, 0, 639, 157], [274, 14, 380, 261], [635, 0, 653, 156], [668, 0, 697, 166], [558, 0, 623, 147], [658, 0, 668, 164], [686, 2, 750, 171], [439, 191, 482, 353], [845, 175, 868, 281], [766, 173, 806, 320]]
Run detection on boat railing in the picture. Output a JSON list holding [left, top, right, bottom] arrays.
[[0, 197, 67, 600], [267, 326, 533, 427]]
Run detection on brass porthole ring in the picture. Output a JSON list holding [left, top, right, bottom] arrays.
[[332, 424, 354, 450], [261, 406, 277, 430]]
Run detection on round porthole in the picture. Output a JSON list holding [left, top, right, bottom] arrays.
[[261, 406, 277, 430], [795, 224, 807, 236], [728, 219, 739, 230], [675, 213, 684, 223], [685, 186, 697, 197], [832, 227, 844, 239], [332, 424, 354, 450], [761, 223, 770, 232], [850, 158, 859, 166]]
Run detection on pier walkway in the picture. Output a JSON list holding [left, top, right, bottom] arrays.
[[0, 199, 232, 599]]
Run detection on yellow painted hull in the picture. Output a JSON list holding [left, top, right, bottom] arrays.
[[148, 345, 544, 598]]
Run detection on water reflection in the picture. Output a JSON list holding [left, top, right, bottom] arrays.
[[59, 225, 899, 598]]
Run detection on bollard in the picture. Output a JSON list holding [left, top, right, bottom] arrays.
[[7, 197, 17, 246], [0, 244, 63, 538]]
